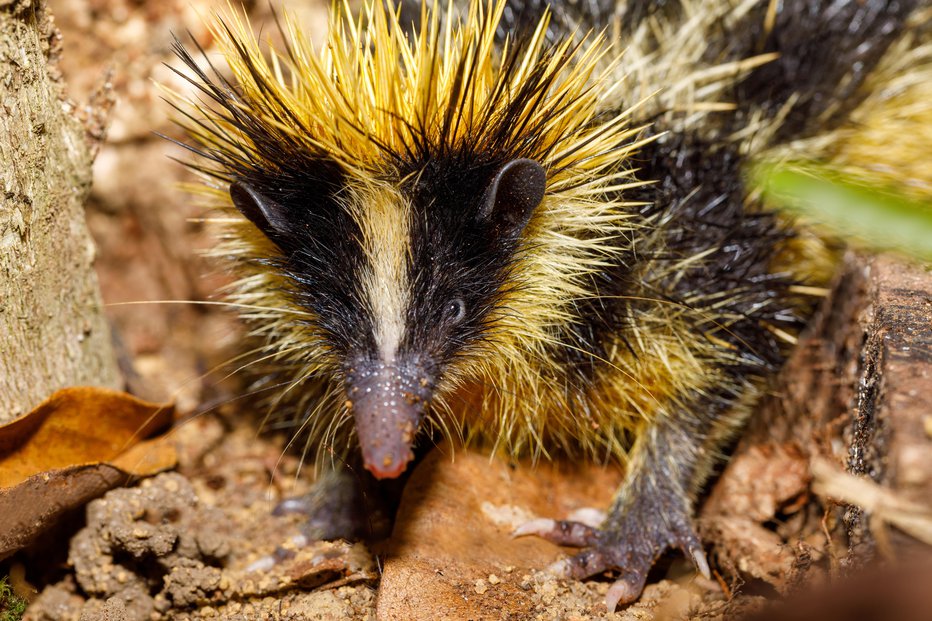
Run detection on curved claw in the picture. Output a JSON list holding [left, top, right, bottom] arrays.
[[606, 573, 649, 611], [513, 518, 601, 547], [689, 545, 711, 580], [567, 507, 607, 528], [670, 523, 710, 579], [513, 518, 558, 538]]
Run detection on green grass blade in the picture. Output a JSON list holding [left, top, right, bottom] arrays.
[[755, 163, 932, 261]]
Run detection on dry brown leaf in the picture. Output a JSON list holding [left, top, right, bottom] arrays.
[[377, 444, 624, 619], [0, 387, 177, 560], [0, 386, 174, 487]]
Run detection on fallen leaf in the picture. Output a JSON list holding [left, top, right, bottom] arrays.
[[376, 444, 624, 620], [0, 387, 177, 560], [0, 386, 174, 486]]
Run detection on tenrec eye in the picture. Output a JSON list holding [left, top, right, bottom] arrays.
[[447, 299, 466, 324]]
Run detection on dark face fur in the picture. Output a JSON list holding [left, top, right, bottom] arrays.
[[167, 1, 604, 478], [230, 157, 546, 477]]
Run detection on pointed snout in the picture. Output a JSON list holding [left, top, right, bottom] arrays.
[[344, 360, 434, 479]]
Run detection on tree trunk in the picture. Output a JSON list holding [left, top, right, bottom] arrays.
[[0, 0, 119, 422]]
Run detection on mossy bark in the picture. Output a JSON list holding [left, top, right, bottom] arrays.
[[0, 0, 119, 422]]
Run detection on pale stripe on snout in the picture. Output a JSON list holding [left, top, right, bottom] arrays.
[[353, 184, 410, 363]]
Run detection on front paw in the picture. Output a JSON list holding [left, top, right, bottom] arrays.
[[514, 503, 710, 610], [274, 468, 393, 542]]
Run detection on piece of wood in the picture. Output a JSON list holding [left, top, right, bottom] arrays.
[[0, 0, 119, 422], [703, 252, 932, 587], [844, 255, 932, 559]]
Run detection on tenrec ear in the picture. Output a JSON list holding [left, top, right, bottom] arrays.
[[230, 181, 290, 239], [478, 158, 547, 238]]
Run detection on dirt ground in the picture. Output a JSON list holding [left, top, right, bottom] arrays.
[[4, 0, 932, 619], [18, 415, 736, 620]]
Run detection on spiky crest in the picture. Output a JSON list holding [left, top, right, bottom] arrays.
[[166, 0, 655, 461], [170, 0, 642, 179]]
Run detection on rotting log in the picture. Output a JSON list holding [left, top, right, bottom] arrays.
[[702, 252, 932, 591], [843, 255, 932, 562], [0, 0, 119, 422]]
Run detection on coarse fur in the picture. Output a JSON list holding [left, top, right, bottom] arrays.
[[169, 0, 659, 462], [166, 0, 932, 607]]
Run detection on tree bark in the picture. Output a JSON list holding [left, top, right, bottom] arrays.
[[0, 0, 119, 422]]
